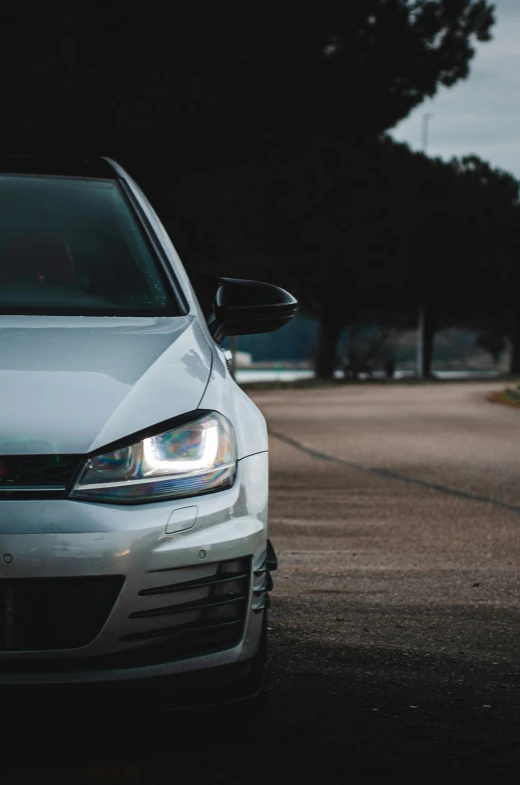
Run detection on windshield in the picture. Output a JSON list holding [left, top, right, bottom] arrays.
[[0, 175, 179, 316]]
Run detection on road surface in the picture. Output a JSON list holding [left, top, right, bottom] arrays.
[[6, 381, 520, 782]]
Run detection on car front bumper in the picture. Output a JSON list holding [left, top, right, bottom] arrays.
[[0, 452, 273, 686]]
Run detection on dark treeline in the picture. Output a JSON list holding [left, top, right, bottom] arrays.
[[1, 1, 516, 375]]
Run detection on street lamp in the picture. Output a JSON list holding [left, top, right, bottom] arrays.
[[417, 113, 434, 378], [422, 112, 433, 155]]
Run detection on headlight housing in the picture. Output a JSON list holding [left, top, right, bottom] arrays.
[[70, 412, 236, 504]]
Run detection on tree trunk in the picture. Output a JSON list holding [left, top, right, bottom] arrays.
[[509, 314, 520, 374], [417, 301, 438, 378], [315, 319, 343, 379], [423, 306, 438, 378], [511, 340, 520, 375], [502, 308, 520, 375]]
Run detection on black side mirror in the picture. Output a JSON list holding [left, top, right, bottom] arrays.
[[208, 276, 298, 343]]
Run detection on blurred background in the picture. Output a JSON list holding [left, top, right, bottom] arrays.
[[4, 0, 519, 384]]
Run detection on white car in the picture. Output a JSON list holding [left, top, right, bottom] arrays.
[[0, 155, 297, 707]]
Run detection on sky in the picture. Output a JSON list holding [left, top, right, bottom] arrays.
[[391, 0, 520, 179]]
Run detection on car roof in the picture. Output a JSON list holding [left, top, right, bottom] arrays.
[[0, 155, 119, 179]]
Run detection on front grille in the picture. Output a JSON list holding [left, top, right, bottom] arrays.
[[120, 558, 251, 657], [0, 454, 81, 498], [0, 576, 124, 651], [0, 545, 278, 674]]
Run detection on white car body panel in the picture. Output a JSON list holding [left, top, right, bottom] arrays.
[[0, 315, 212, 455], [199, 345, 269, 457]]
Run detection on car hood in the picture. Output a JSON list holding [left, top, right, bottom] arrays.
[[0, 315, 213, 455]]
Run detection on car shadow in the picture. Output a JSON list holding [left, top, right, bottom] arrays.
[[3, 628, 520, 782]]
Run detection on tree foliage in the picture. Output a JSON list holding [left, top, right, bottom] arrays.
[[0, 2, 494, 159], [0, 0, 512, 376]]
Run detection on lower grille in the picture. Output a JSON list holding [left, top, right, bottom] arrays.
[[0, 550, 275, 674], [0, 576, 124, 651], [120, 557, 251, 657]]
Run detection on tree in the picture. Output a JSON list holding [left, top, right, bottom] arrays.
[[0, 2, 500, 379], [448, 157, 520, 374], [420, 155, 520, 375], [164, 130, 520, 380], [0, 3, 494, 161], [275, 140, 520, 378]]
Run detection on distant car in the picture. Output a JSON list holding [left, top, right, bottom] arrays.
[[0, 155, 297, 706]]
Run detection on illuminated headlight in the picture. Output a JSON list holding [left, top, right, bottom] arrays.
[[70, 412, 236, 504]]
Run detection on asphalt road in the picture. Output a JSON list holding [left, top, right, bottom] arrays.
[[6, 381, 520, 782]]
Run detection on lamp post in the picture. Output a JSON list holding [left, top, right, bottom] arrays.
[[417, 113, 434, 378], [422, 112, 433, 155]]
